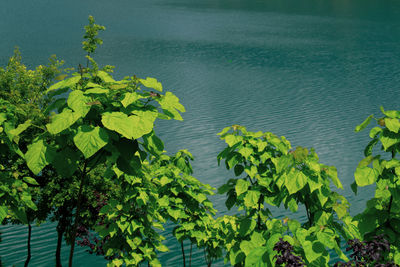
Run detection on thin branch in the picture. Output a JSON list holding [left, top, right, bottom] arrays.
[[181, 241, 186, 267], [68, 161, 88, 267]]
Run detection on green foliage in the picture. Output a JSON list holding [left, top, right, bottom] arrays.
[[216, 125, 358, 266], [353, 107, 400, 264]]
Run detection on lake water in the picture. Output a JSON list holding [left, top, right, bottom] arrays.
[[1, 0, 400, 266]]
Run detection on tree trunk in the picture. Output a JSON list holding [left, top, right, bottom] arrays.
[[24, 224, 32, 267], [56, 226, 63, 267], [68, 162, 87, 267]]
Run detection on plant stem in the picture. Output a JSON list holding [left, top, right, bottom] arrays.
[[68, 161, 87, 267], [181, 241, 186, 267], [304, 201, 311, 227], [24, 223, 32, 267], [56, 226, 63, 267], [257, 200, 261, 230]]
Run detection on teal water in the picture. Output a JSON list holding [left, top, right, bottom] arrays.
[[1, 0, 400, 266]]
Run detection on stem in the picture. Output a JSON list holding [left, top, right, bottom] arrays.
[[304, 201, 311, 227], [181, 241, 186, 267], [56, 226, 63, 267], [189, 243, 192, 267], [68, 161, 87, 267], [257, 200, 261, 230], [24, 223, 32, 267], [86, 52, 90, 69], [388, 150, 395, 218], [388, 196, 393, 217]]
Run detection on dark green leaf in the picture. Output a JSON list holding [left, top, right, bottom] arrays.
[[234, 164, 244, 176]]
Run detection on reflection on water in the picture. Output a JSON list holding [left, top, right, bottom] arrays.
[[0, 0, 399, 265]]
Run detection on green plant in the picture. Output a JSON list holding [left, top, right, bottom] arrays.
[[352, 107, 400, 263], [216, 125, 359, 266]]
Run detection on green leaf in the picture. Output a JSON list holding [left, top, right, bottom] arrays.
[[21, 193, 37, 210], [46, 109, 81, 134], [271, 155, 292, 174], [364, 138, 379, 157], [326, 166, 343, 189], [142, 131, 164, 156], [121, 92, 143, 108], [52, 148, 80, 177], [355, 115, 373, 132], [244, 247, 268, 267], [357, 155, 374, 168], [140, 77, 162, 92], [250, 232, 266, 247], [285, 170, 307, 194], [303, 241, 325, 263], [350, 181, 358, 195], [287, 198, 298, 212], [218, 183, 232, 194], [369, 127, 382, 138], [47, 75, 81, 92], [23, 177, 39, 185], [288, 219, 301, 234], [68, 90, 91, 117], [239, 218, 256, 237], [0, 113, 7, 125], [167, 208, 181, 221], [380, 106, 400, 119], [11, 207, 28, 224], [102, 111, 157, 139], [238, 146, 253, 159], [354, 166, 378, 186], [380, 133, 400, 151], [235, 179, 249, 196], [73, 125, 109, 158], [25, 139, 56, 175], [230, 247, 246, 266], [244, 165, 257, 178], [240, 240, 256, 256], [157, 92, 185, 120], [316, 231, 335, 249], [217, 126, 231, 136], [84, 87, 109, 94], [8, 120, 32, 140], [234, 164, 244, 176], [265, 233, 281, 264], [384, 118, 400, 133], [0, 206, 8, 223], [97, 70, 115, 83], [244, 190, 260, 209]]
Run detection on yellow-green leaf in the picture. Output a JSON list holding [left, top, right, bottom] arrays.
[[73, 125, 109, 158], [140, 77, 163, 92]]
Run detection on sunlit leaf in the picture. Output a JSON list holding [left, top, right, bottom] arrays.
[[140, 77, 162, 92], [384, 118, 400, 133], [73, 125, 109, 158], [354, 166, 378, 186], [355, 115, 373, 132], [25, 139, 56, 175], [67, 90, 91, 117], [46, 109, 81, 134]]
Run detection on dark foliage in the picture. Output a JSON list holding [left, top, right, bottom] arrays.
[[273, 238, 304, 267]]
